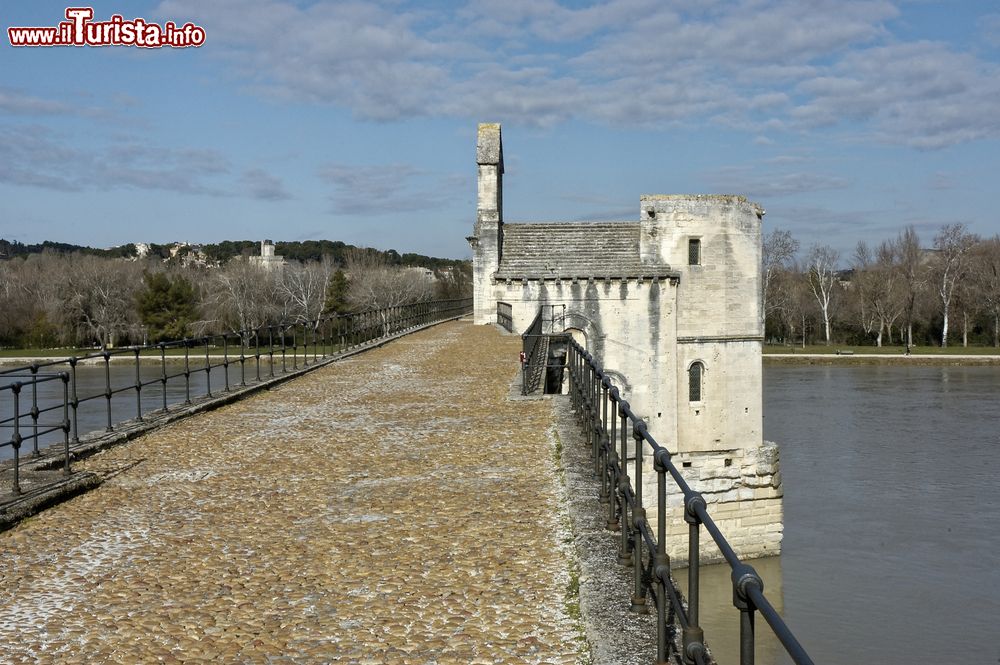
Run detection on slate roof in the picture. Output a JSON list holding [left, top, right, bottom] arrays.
[[495, 222, 676, 280]]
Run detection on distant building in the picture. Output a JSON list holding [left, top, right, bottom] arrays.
[[250, 239, 285, 271]]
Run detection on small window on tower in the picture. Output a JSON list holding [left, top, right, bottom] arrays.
[[689, 362, 704, 402], [688, 238, 701, 266]]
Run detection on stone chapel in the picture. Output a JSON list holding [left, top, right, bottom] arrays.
[[468, 123, 783, 560]]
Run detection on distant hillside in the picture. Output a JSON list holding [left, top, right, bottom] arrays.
[[0, 238, 467, 270]]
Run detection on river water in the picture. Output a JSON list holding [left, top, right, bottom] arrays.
[[0, 362, 232, 460], [686, 364, 1000, 665]]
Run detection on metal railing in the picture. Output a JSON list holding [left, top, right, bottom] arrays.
[[520, 309, 548, 395], [567, 339, 813, 665], [1, 298, 472, 493], [497, 301, 513, 332]]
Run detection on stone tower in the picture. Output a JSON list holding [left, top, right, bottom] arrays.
[[469, 124, 782, 562], [470, 123, 503, 325]]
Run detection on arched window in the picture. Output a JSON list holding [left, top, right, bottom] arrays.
[[688, 362, 704, 402], [688, 238, 701, 265]]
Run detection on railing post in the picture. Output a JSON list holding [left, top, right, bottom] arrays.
[[732, 564, 763, 665], [69, 356, 79, 443], [159, 344, 168, 412], [223, 334, 231, 392], [255, 328, 262, 382], [240, 333, 247, 387], [521, 344, 528, 396], [61, 372, 71, 476], [684, 493, 707, 664], [11, 382, 22, 495], [618, 398, 632, 566], [204, 337, 212, 398], [591, 370, 601, 475], [103, 351, 113, 431], [630, 419, 648, 614], [268, 326, 275, 378], [654, 448, 671, 665], [133, 347, 143, 422], [281, 326, 288, 373], [606, 386, 620, 531], [29, 364, 39, 455], [183, 341, 192, 405], [599, 380, 610, 500]]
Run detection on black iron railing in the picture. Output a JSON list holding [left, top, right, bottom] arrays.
[[497, 301, 513, 332], [521, 309, 548, 395], [0, 298, 472, 493], [567, 340, 813, 665]]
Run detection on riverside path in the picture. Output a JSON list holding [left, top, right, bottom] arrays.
[[0, 321, 587, 664]]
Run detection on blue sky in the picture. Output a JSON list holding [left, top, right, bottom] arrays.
[[2, 1, 999, 261]]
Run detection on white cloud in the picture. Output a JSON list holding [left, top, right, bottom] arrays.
[[153, 0, 1000, 149], [789, 41, 1000, 148], [0, 88, 76, 116], [318, 162, 462, 214], [0, 125, 241, 196], [707, 166, 850, 198], [241, 168, 292, 201], [978, 13, 1000, 47]]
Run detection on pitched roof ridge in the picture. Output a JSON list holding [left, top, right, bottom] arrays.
[[505, 220, 637, 226]]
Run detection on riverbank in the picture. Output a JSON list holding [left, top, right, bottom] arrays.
[[0, 354, 304, 367], [764, 352, 1000, 365]]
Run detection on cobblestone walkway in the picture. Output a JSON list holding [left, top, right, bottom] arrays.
[[0, 322, 587, 664]]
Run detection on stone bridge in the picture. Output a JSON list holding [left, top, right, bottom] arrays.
[[0, 321, 658, 664]]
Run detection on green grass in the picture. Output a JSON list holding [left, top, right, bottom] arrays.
[[763, 344, 1000, 355]]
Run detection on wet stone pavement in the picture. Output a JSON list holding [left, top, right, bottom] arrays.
[[0, 322, 588, 664]]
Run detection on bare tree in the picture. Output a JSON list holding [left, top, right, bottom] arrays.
[[61, 254, 143, 347], [345, 249, 435, 309], [345, 249, 435, 335], [972, 236, 1000, 347], [280, 257, 337, 328], [892, 226, 927, 349], [932, 223, 977, 347], [806, 244, 840, 345], [850, 240, 904, 347], [211, 258, 281, 343], [762, 228, 799, 329], [770, 261, 817, 348], [849, 242, 880, 343]]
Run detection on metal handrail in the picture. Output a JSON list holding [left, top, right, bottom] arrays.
[[1, 298, 472, 494], [520, 310, 546, 395], [566, 339, 813, 665]]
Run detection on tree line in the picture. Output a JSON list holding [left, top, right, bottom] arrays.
[[0, 247, 471, 349], [763, 224, 1000, 348], [0, 238, 468, 271]]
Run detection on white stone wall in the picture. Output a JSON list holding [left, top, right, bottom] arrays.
[[675, 340, 763, 454], [640, 194, 763, 339], [496, 277, 679, 448]]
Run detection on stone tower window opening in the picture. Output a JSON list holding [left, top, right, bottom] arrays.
[[688, 238, 701, 266], [688, 361, 705, 402]]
